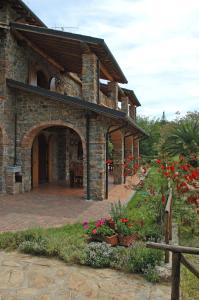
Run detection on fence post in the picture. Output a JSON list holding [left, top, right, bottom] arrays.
[[171, 252, 181, 300], [165, 211, 170, 263]]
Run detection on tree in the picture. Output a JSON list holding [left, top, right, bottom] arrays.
[[136, 116, 162, 157], [161, 119, 199, 157]]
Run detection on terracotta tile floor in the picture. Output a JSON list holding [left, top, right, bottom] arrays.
[[0, 175, 140, 232]]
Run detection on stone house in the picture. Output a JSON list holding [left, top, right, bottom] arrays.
[[0, 0, 147, 200]]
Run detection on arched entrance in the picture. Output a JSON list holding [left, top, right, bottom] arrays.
[[31, 125, 84, 190]]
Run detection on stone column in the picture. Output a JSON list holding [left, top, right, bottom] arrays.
[[86, 117, 106, 200], [111, 131, 124, 184], [82, 53, 99, 103], [121, 96, 129, 114], [133, 139, 140, 163], [21, 148, 32, 192], [107, 81, 119, 109], [129, 104, 136, 120], [125, 136, 133, 159]]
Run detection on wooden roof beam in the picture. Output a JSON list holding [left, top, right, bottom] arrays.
[[12, 29, 64, 72], [100, 62, 114, 81]]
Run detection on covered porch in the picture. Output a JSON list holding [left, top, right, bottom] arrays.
[[0, 174, 140, 232]]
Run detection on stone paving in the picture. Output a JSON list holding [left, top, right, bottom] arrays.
[[0, 175, 140, 232], [0, 251, 171, 300]]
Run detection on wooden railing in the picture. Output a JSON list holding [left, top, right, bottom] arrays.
[[147, 242, 199, 300], [164, 187, 173, 263]]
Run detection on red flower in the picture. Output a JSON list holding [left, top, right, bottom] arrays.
[[160, 165, 165, 170], [191, 169, 199, 180], [128, 155, 134, 161], [106, 159, 113, 164], [92, 229, 97, 234], [162, 194, 166, 205], [156, 159, 161, 164], [120, 218, 128, 223], [163, 172, 170, 177]]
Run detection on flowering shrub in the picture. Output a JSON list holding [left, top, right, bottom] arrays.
[[83, 242, 114, 268], [116, 218, 136, 236], [83, 219, 115, 237], [127, 242, 163, 273], [109, 200, 128, 222], [155, 156, 199, 211], [123, 155, 140, 177]]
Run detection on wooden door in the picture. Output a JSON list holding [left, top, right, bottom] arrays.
[[38, 134, 48, 184], [32, 136, 39, 188]]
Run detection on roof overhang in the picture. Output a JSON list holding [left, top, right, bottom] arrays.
[[1, 0, 46, 27], [10, 22, 128, 84], [122, 87, 141, 107], [6, 79, 147, 138]]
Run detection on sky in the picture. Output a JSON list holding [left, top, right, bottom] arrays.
[[24, 0, 199, 120]]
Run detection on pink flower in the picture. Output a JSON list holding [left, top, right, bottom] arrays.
[[92, 229, 97, 234]]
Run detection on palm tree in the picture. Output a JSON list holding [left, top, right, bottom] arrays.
[[162, 119, 199, 157]]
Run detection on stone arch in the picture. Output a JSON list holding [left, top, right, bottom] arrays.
[[21, 120, 86, 192], [21, 120, 86, 152]]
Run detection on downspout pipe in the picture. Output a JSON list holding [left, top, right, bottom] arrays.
[[14, 95, 17, 166], [105, 123, 127, 199], [86, 113, 90, 200]]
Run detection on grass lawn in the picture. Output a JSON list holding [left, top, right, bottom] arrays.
[[0, 224, 86, 264], [179, 225, 199, 300]]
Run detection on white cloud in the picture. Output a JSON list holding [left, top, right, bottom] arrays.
[[24, 0, 199, 119]]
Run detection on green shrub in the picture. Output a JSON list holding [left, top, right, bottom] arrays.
[[18, 238, 48, 255], [127, 242, 163, 273], [139, 224, 163, 242], [144, 266, 160, 283], [83, 242, 114, 268], [109, 247, 129, 270]]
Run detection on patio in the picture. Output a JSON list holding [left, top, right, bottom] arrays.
[[0, 175, 140, 232]]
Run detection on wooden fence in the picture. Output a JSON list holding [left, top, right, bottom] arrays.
[[147, 242, 199, 300], [164, 187, 173, 263]]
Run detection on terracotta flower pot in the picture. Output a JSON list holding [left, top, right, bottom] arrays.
[[118, 234, 137, 247], [104, 234, 118, 246]]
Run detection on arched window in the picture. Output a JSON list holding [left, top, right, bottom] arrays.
[[37, 70, 49, 89]]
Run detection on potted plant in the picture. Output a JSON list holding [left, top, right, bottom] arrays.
[[109, 200, 128, 223], [97, 224, 118, 246], [83, 219, 118, 246], [116, 218, 137, 247], [106, 217, 115, 229]]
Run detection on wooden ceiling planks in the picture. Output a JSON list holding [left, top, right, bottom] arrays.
[[10, 22, 127, 83]]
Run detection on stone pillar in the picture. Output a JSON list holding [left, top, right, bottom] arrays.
[[87, 118, 106, 200], [121, 96, 129, 114], [65, 130, 70, 185], [133, 139, 139, 163], [129, 104, 136, 120], [21, 148, 32, 192], [82, 53, 99, 103], [125, 136, 133, 159], [111, 131, 124, 184], [107, 81, 118, 109]]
